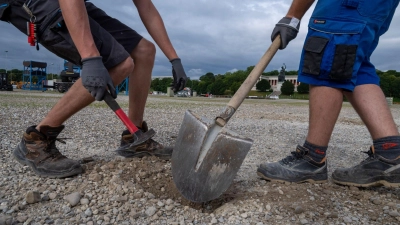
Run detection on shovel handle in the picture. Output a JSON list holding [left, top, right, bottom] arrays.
[[216, 35, 281, 126], [104, 92, 139, 134]]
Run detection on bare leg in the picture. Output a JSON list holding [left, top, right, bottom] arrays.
[[343, 84, 399, 139], [306, 85, 344, 146], [37, 57, 134, 129], [127, 38, 156, 126]]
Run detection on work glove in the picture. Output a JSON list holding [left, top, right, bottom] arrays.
[[170, 58, 187, 92], [271, 17, 300, 50], [81, 56, 116, 101]]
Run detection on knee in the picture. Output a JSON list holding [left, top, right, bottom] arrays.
[[131, 38, 156, 61], [110, 57, 134, 85]]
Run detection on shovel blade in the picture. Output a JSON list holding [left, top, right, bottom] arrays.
[[172, 110, 253, 202]]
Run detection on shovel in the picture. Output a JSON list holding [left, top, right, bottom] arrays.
[[103, 93, 155, 151], [171, 36, 281, 202]]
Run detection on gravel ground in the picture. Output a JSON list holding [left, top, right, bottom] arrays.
[[1, 90, 400, 225]]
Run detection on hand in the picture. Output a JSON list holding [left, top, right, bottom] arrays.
[[271, 17, 300, 50], [81, 56, 116, 101], [170, 58, 187, 92]]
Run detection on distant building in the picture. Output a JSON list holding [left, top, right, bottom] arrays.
[[253, 75, 300, 91], [152, 75, 172, 80]]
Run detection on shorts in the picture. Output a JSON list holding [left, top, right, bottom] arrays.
[[298, 0, 400, 91], [7, 0, 142, 69]]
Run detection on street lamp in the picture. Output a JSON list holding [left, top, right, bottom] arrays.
[[4, 51, 8, 74], [51, 63, 54, 80]]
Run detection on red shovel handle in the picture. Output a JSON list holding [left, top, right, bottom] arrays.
[[104, 92, 139, 134]]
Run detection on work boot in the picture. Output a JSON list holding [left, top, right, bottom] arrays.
[[117, 121, 173, 160], [257, 145, 328, 183], [332, 146, 400, 187], [13, 125, 83, 178]]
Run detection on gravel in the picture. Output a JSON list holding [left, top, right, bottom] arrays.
[[1, 90, 400, 225]]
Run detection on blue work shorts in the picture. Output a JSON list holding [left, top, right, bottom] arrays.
[[298, 0, 400, 91]]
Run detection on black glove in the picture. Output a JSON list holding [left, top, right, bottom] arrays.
[[170, 58, 187, 92], [81, 56, 116, 101], [271, 17, 300, 50]]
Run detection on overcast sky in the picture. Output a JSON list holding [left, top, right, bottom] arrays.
[[0, 0, 399, 79]]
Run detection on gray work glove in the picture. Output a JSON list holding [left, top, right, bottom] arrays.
[[271, 17, 300, 50], [170, 58, 187, 92], [81, 56, 116, 101]]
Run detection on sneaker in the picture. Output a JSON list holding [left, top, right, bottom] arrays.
[[332, 146, 400, 187], [117, 121, 173, 160], [257, 145, 328, 183], [13, 125, 83, 178]]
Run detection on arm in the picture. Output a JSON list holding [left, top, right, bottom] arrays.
[[58, 0, 116, 100], [58, 0, 99, 58], [271, 0, 315, 49], [133, 0, 178, 61], [286, 0, 315, 20]]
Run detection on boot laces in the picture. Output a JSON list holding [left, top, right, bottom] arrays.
[[40, 137, 70, 162], [361, 147, 375, 162], [281, 150, 306, 165]]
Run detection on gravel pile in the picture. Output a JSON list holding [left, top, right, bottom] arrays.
[[1, 90, 400, 225]]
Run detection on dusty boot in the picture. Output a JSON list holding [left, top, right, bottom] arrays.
[[117, 121, 173, 160], [13, 125, 83, 178], [332, 146, 400, 187], [257, 145, 328, 183]]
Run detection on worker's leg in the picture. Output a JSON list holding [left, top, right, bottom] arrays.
[[37, 58, 134, 128], [343, 84, 398, 139], [332, 84, 400, 187], [257, 85, 343, 183], [305, 85, 344, 146], [127, 38, 156, 126]]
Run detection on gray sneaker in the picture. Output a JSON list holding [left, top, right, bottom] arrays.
[[332, 146, 400, 187], [116, 121, 172, 160], [13, 125, 83, 178], [257, 145, 328, 183]]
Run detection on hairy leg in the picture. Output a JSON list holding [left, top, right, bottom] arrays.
[[306, 85, 344, 146], [127, 38, 156, 126], [37, 57, 134, 130], [343, 84, 399, 139]]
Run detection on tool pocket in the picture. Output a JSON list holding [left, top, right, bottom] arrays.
[[0, 2, 10, 21], [300, 17, 366, 82]]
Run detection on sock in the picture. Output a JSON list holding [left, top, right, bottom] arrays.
[[373, 136, 400, 159], [303, 141, 327, 163]]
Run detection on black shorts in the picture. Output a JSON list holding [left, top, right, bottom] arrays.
[[8, 1, 142, 69]]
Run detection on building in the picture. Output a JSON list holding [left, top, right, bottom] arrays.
[[253, 75, 300, 91]]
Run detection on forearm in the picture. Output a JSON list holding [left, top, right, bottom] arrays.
[[58, 0, 99, 58], [286, 0, 315, 19], [134, 0, 178, 60]]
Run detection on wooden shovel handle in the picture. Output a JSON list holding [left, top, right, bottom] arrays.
[[216, 36, 281, 126]]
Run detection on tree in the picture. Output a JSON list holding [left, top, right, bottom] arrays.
[[230, 82, 241, 94], [256, 79, 271, 92], [297, 82, 309, 94], [281, 80, 295, 95]]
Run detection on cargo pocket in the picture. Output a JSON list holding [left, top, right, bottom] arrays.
[[330, 44, 358, 80], [302, 36, 329, 76], [300, 17, 366, 82]]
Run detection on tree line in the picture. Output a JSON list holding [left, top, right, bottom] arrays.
[[2, 67, 400, 98]]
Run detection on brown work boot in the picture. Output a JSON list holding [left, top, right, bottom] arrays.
[[117, 121, 173, 160], [13, 125, 83, 178]]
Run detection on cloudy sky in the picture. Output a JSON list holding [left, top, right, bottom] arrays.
[[0, 0, 399, 79]]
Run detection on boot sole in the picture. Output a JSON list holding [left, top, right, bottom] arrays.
[[257, 171, 327, 184], [332, 178, 400, 188], [13, 142, 83, 179]]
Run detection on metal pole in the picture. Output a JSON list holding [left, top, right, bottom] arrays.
[[5, 51, 8, 73]]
